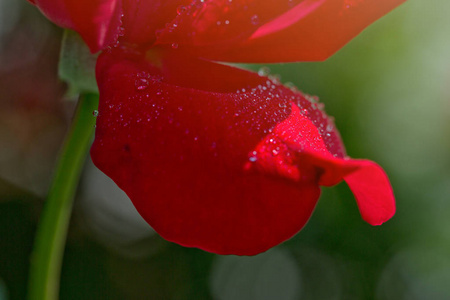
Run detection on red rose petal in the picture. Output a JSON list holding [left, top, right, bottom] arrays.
[[257, 105, 395, 225], [92, 48, 350, 254], [154, 0, 307, 54], [195, 0, 406, 62], [32, 0, 122, 52]]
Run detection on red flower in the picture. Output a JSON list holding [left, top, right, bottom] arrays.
[[30, 0, 404, 255]]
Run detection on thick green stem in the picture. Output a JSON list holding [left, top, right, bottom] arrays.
[[28, 94, 98, 300]]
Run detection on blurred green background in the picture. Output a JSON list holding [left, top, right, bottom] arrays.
[[1, 0, 449, 299]]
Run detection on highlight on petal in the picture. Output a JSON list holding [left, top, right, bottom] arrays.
[[31, 0, 122, 52], [91, 48, 395, 255]]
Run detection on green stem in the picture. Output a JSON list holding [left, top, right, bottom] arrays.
[[28, 94, 98, 300]]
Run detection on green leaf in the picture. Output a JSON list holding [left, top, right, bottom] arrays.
[[58, 30, 99, 96]]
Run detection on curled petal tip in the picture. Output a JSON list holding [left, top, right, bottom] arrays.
[[252, 104, 396, 226], [344, 160, 396, 225]]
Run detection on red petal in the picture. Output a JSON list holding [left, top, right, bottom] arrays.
[[91, 48, 345, 255], [343, 160, 395, 225], [194, 0, 406, 62], [92, 48, 394, 254], [254, 105, 395, 225], [32, 0, 122, 52], [154, 0, 308, 54]]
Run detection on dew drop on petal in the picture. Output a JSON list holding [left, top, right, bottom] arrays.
[[249, 150, 258, 162], [285, 82, 297, 91], [251, 15, 260, 25], [258, 66, 270, 77], [171, 43, 179, 49], [135, 78, 149, 91], [93, 110, 99, 117], [177, 5, 187, 15]]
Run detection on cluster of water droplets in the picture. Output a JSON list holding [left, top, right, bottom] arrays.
[[245, 133, 302, 181], [154, 1, 210, 46], [238, 68, 343, 159], [135, 72, 151, 91]]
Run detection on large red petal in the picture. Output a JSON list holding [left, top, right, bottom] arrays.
[[32, 0, 122, 52], [181, 0, 406, 62], [91, 48, 346, 255]]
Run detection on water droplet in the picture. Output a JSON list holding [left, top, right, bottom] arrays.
[[251, 15, 259, 25], [258, 66, 270, 76], [224, 20, 230, 25], [285, 82, 297, 91], [92, 110, 99, 117], [278, 102, 287, 108], [269, 74, 281, 84], [138, 71, 150, 78], [272, 149, 279, 156], [135, 78, 149, 90], [177, 5, 187, 15], [249, 150, 258, 162], [171, 43, 179, 49]]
